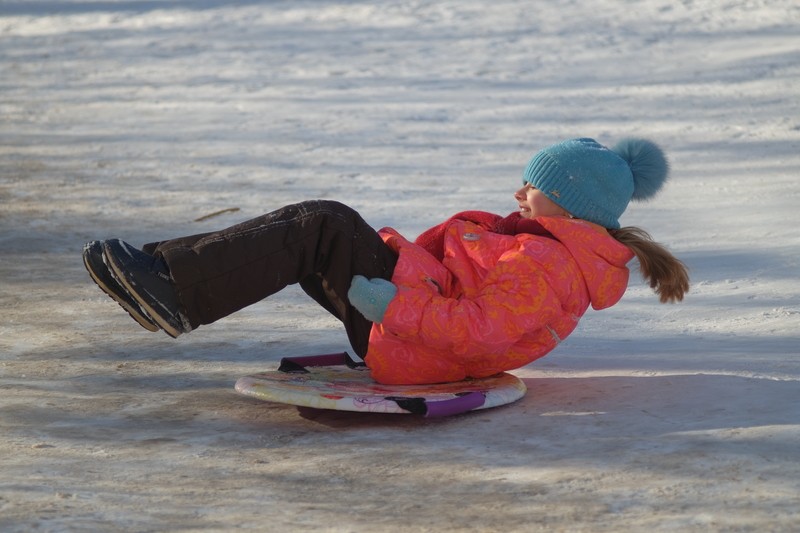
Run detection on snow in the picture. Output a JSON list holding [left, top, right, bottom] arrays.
[[1, 0, 799, 530]]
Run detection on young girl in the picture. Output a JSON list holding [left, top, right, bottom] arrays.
[[84, 137, 689, 385]]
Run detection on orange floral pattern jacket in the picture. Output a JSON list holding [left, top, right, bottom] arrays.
[[365, 214, 634, 385]]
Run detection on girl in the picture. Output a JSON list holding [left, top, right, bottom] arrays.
[[84, 137, 689, 385]]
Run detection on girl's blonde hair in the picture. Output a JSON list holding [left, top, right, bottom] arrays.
[[610, 227, 689, 303]]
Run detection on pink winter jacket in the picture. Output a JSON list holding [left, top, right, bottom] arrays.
[[365, 214, 634, 385]]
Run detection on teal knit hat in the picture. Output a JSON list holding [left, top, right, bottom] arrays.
[[522, 137, 669, 229]]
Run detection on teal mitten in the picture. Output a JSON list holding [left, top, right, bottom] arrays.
[[347, 275, 398, 323]]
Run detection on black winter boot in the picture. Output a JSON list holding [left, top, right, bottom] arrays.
[[83, 240, 160, 332], [103, 239, 189, 338]]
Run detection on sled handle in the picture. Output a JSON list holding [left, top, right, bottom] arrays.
[[390, 391, 487, 417], [422, 392, 487, 417], [278, 352, 365, 373]]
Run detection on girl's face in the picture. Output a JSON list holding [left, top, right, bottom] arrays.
[[514, 183, 570, 219]]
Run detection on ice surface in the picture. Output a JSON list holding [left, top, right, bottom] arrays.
[[2, 0, 799, 531]]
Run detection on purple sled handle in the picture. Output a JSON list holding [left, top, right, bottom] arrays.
[[424, 391, 486, 417]]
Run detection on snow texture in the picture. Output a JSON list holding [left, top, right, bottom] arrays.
[[1, 0, 799, 531]]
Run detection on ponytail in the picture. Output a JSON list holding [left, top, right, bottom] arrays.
[[610, 227, 689, 303]]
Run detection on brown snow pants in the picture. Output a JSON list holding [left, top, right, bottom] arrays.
[[141, 200, 397, 358]]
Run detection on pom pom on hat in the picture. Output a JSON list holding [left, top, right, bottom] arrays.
[[612, 138, 670, 201], [522, 137, 670, 229]]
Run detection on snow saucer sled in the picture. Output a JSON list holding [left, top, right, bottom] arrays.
[[235, 353, 526, 418]]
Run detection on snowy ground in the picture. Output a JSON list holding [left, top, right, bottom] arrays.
[[2, 0, 800, 531]]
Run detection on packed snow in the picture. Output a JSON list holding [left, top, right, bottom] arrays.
[[1, 0, 799, 531]]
